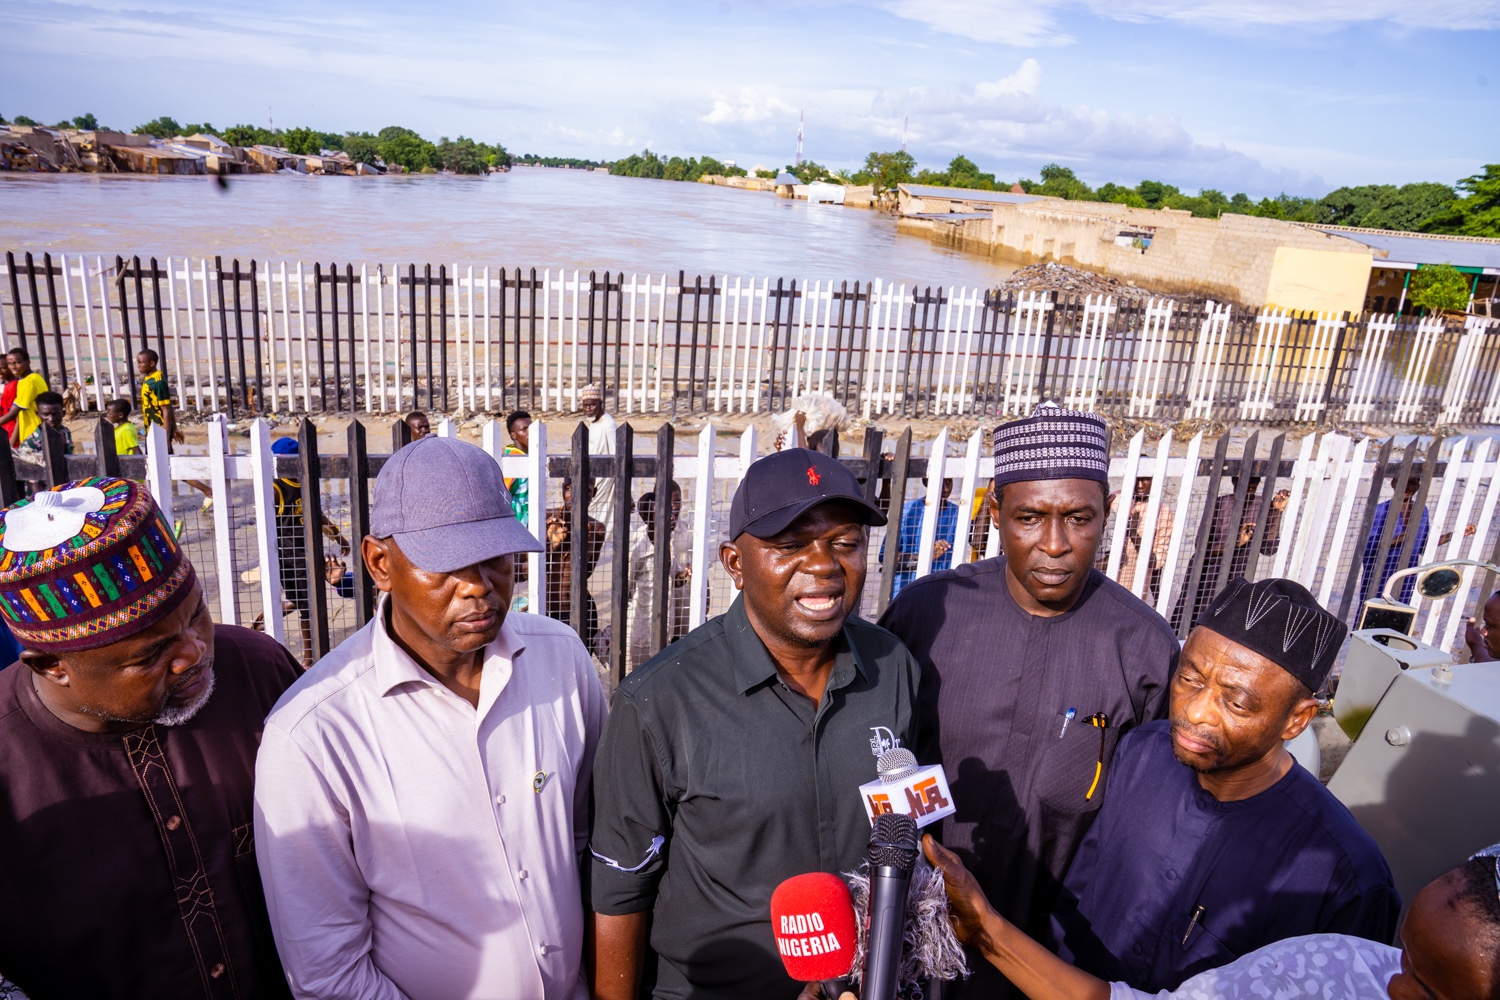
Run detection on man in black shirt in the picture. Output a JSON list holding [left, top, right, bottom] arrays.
[[879, 403, 1179, 998], [590, 448, 920, 1000]]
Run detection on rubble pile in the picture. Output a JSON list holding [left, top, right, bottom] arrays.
[[1000, 262, 1179, 301]]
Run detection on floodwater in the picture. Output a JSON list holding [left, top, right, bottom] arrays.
[[0, 167, 1013, 288]]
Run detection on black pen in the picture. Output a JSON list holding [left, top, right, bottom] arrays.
[[1182, 905, 1205, 946]]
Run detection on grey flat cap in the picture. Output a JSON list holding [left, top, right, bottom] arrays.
[[371, 436, 542, 573]]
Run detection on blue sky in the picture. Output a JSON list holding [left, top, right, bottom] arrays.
[[3, 0, 1497, 197]]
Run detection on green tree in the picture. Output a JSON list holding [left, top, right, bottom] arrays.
[[436, 136, 489, 175], [376, 126, 438, 170], [944, 155, 996, 190], [862, 150, 916, 192], [1095, 182, 1146, 208], [180, 122, 219, 138], [133, 116, 183, 138], [610, 149, 667, 178], [754, 167, 777, 179], [280, 127, 321, 156], [342, 133, 381, 165], [12, 115, 40, 127], [1408, 264, 1473, 314], [1424, 165, 1500, 238], [1035, 164, 1093, 200], [223, 124, 275, 147], [1135, 180, 1180, 209], [72, 113, 100, 130]]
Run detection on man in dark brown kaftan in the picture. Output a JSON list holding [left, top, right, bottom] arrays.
[[0, 478, 299, 999]]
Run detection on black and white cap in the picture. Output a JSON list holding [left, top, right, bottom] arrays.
[[993, 401, 1109, 488], [1199, 577, 1348, 692]]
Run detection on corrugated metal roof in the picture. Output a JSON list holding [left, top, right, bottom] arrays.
[[1312, 227, 1500, 272], [899, 184, 1043, 205]]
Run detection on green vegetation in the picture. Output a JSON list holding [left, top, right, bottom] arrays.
[[11, 115, 41, 127], [516, 154, 608, 168], [609, 149, 747, 181], [1421, 166, 1500, 238], [1408, 264, 1473, 314]]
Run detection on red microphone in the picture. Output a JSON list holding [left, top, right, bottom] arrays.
[[770, 872, 858, 987]]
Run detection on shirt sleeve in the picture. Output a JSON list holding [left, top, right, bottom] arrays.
[[254, 723, 408, 1000], [1321, 883, 1402, 947], [574, 645, 609, 859], [588, 692, 672, 916], [13, 375, 42, 412]]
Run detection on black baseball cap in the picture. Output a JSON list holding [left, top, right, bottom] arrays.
[[729, 448, 886, 540]]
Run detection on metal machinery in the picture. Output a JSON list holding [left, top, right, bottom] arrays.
[[1328, 561, 1500, 906]]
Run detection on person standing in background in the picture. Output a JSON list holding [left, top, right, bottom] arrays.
[[0, 359, 18, 446], [105, 399, 141, 456], [404, 410, 431, 441], [504, 409, 533, 525], [1114, 476, 1173, 602], [14, 392, 72, 464], [0, 348, 48, 450], [626, 483, 691, 669], [881, 476, 959, 597], [137, 349, 212, 510], [580, 384, 617, 525]]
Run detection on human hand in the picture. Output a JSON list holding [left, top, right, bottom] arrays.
[[171, 427, 186, 445], [323, 556, 347, 586], [1466, 523, 1478, 538], [923, 834, 992, 947], [1272, 489, 1291, 511], [934, 539, 951, 559], [794, 411, 807, 430]]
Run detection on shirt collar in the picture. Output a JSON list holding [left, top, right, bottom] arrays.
[[724, 594, 869, 697], [372, 595, 527, 697]]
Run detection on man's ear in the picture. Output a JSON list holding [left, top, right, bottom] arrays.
[[719, 541, 744, 590], [362, 535, 395, 594], [1280, 695, 1321, 742], [987, 487, 1002, 529], [20, 648, 66, 686]]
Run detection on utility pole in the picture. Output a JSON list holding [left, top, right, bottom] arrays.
[[795, 110, 804, 167], [902, 116, 908, 153], [268, 105, 274, 132]]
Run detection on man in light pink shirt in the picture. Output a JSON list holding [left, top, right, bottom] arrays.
[[255, 436, 608, 1000]]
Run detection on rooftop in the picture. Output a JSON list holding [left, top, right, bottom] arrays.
[[899, 184, 1044, 205], [1305, 225, 1500, 274]]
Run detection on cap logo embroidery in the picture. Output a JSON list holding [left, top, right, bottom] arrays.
[[807, 466, 821, 486]]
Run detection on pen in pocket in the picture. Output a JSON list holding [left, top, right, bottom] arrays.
[[1059, 707, 1076, 739], [1085, 713, 1109, 800]]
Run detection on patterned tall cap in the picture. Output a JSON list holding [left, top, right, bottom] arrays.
[[0, 478, 196, 652], [581, 384, 603, 403], [993, 401, 1109, 488], [1199, 577, 1348, 692]]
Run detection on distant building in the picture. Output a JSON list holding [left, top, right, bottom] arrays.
[[896, 183, 1500, 313]]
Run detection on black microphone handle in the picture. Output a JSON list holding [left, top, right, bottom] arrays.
[[862, 863, 912, 1000]]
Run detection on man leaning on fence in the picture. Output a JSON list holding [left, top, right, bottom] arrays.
[[0, 477, 300, 999], [254, 435, 607, 1000]]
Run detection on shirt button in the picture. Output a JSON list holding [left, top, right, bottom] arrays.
[[518, 869, 528, 881], [495, 794, 506, 805], [538, 944, 551, 957], [165, 815, 182, 831], [1165, 869, 1178, 881], [210, 964, 225, 979], [1132, 944, 1144, 956]]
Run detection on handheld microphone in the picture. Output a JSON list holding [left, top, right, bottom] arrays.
[[771, 872, 857, 996], [862, 812, 919, 1000], [859, 747, 956, 828]]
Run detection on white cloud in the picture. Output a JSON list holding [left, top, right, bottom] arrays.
[[700, 88, 797, 125], [878, 0, 1500, 45], [868, 66, 1321, 193]]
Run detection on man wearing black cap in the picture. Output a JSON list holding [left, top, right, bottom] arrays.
[[878, 402, 1179, 997], [1050, 577, 1399, 992], [589, 448, 921, 1000]]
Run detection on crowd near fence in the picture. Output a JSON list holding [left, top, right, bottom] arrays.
[[6, 251, 1500, 427], [12, 413, 1500, 685]]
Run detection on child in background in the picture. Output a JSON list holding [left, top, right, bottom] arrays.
[[105, 398, 140, 456]]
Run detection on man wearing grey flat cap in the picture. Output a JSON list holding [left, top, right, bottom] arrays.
[[255, 436, 608, 1000]]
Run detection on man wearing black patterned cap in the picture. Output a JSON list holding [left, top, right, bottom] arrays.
[[878, 401, 1179, 998], [1051, 577, 1398, 992]]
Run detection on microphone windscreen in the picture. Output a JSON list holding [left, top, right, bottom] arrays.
[[770, 872, 858, 982]]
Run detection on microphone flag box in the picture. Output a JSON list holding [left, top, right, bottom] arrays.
[[859, 763, 955, 828]]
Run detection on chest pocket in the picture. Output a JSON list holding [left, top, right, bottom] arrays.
[[1034, 715, 1121, 816]]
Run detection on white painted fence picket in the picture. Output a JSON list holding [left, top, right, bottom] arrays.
[[4, 257, 1498, 428]]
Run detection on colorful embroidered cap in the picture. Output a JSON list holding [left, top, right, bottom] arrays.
[[0, 478, 196, 652], [581, 383, 603, 403]]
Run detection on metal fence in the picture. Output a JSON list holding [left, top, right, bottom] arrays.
[[6, 251, 1500, 427], [13, 417, 1500, 684]]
